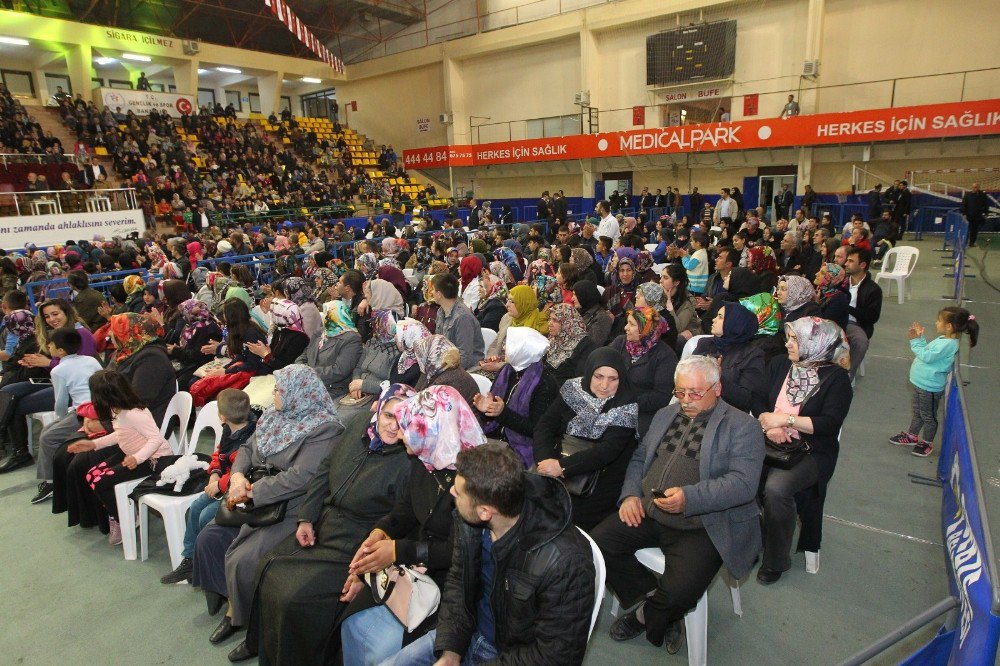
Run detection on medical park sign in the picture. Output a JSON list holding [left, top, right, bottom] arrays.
[[403, 98, 1000, 169]]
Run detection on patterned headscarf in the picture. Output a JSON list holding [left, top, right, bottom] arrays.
[[179, 299, 217, 346], [122, 274, 145, 296], [393, 385, 487, 471], [489, 260, 515, 288], [739, 293, 783, 336], [560, 347, 639, 440], [355, 252, 378, 279], [395, 318, 430, 374], [367, 383, 416, 453], [2, 309, 36, 340], [283, 276, 314, 306], [109, 313, 157, 362], [320, 301, 357, 350], [635, 250, 654, 275], [479, 272, 508, 307], [780, 275, 815, 313], [545, 303, 588, 369], [256, 364, 342, 458], [313, 268, 338, 302], [637, 282, 665, 310], [269, 298, 304, 334], [370, 309, 398, 345], [747, 246, 778, 275], [494, 247, 523, 282], [412, 334, 457, 381], [784, 317, 845, 406], [414, 245, 433, 272], [570, 247, 594, 272], [624, 306, 668, 360], [816, 262, 848, 299]]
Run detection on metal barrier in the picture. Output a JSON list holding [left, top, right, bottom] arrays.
[[0, 153, 83, 168], [0, 187, 139, 216], [24, 267, 150, 313]]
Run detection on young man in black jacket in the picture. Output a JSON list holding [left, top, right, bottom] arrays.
[[385, 443, 596, 665], [844, 247, 883, 379]]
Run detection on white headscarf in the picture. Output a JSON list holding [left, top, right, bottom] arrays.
[[504, 327, 550, 372]]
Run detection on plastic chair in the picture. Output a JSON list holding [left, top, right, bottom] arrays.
[[138, 401, 224, 568], [681, 334, 712, 360], [611, 548, 743, 666], [114, 391, 192, 561], [873, 246, 919, 304], [652, 263, 668, 275], [481, 327, 498, 350], [579, 528, 606, 641], [645, 243, 659, 253], [596, 285, 605, 295], [25, 411, 58, 457], [472, 374, 493, 395]]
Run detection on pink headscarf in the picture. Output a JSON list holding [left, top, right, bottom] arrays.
[[393, 386, 486, 471]]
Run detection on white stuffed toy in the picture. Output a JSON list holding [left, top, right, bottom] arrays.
[[156, 454, 210, 492]]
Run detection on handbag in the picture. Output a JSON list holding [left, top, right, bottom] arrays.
[[193, 357, 232, 378], [364, 565, 441, 632], [558, 435, 602, 497], [214, 464, 288, 528], [763, 439, 809, 469]]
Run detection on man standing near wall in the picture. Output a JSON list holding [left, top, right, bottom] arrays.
[[596, 200, 620, 242], [961, 183, 989, 248], [537, 191, 551, 221], [780, 94, 800, 119], [689, 187, 704, 219], [893, 180, 911, 235], [866, 184, 883, 221]]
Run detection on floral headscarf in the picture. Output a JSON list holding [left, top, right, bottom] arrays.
[[489, 260, 515, 288], [493, 247, 523, 282], [179, 299, 217, 346], [414, 245, 433, 272], [816, 262, 848, 299], [122, 274, 145, 296], [393, 385, 487, 471], [412, 334, 457, 381], [283, 276, 314, 306], [637, 282, 665, 310], [780, 275, 815, 312], [355, 252, 378, 279], [47, 261, 64, 278], [635, 250, 654, 275], [161, 262, 182, 281], [269, 298, 304, 334], [784, 317, 845, 406], [313, 268, 338, 302], [30, 251, 47, 270], [256, 364, 342, 458], [147, 244, 167, 270], [739, 293, 783, 336], [370, 309, 398, 345], [321, 300, 357, 347], [421, 274, 438, 305], [367, 383, 416, 453], [747, 246, 778, 275], [2, 309, 35, 340], [528, 258, 554, 282], [545, 303, 589, 369], [478, 272, 508, 307], [395, 318, 431, 374], [625, 306, 668, 360], [570, 247, 594, 272], [109, 312, 158, 362]]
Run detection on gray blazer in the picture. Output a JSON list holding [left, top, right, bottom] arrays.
[[352, 340, 397, 395], [295, 331, 363, 400], [619, 399, 764, 579]]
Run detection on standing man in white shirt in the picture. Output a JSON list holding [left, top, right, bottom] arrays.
[[596, 200, 621, 243], [713, 188, 738, 225]]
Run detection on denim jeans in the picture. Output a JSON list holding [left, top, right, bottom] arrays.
[[379, 630, 497, 666], [342, 605, 405, 666], [182, 492, 221, 559], [908, 385, 943, 442]]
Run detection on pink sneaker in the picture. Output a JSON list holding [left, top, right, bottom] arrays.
[[108, 518, 123, 546], [889, 432, 918, 446]]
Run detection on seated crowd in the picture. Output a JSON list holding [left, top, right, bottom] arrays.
[[4, 184, 951, 665]]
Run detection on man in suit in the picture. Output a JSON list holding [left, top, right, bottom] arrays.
[[595, 356, 764, 653], [775, 183, 793, 221], [866, 184, 883, 221], [844, 246, 882, 379], [536, 190, 550, 221], [689, 187, 704, 218], [892, 180, 911, 234], [551, 191, 568, 222], [76, 157, 108, 189], [961, 182, 990, 247]]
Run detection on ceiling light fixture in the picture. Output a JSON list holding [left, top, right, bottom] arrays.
[[0, 37, 30, 46], [301, 77, 321, 84], [122, 53, 152, 62], [216, 67, 241, 74], [94, 57, 117, 66]]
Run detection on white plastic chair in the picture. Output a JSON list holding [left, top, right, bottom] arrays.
[[596, 285, 605, 295], [579, 528, 606, 641], [681, 334, 712, 360], [481, 327, 498, 350], [138, 401, 224, 568], [472, 374, 493, 396], [644, 243, 658, 253], [611, 548, 743, 666], [114, 391, 192, 561], [25, 411, 58, 457], [652, 263, 667, 275], [874, 246, 919, 304]]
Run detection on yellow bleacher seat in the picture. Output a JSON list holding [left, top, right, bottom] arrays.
[[95, 146, 108, 156]]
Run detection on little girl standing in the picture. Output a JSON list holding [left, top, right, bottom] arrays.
[[67, 370, 173, 545], [889, 306, 979, 457]]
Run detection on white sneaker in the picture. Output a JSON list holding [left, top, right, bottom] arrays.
[[108, 518, 123, 546]]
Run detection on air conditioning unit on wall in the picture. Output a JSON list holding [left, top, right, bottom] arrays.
[[574, 91, 591, 106], [439, 113, 453, 124], [182, 39, 200, 56], [802, 59, 819, 77]]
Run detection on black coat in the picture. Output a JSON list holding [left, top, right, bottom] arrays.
[[263, 328, 310, 372], [544, 336, 596, 387], [113, 343, 177, 426], [434, 474, 595, 663], [475, 298, 506, 332], [764, 358, 853, 482], [848, 274, 882, 339], [609, 336, 677, 436], [694, 337, 766, 414]]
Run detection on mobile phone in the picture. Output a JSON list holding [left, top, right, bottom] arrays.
[[651, 489, 666, 499], [29, 378, 53, 385]]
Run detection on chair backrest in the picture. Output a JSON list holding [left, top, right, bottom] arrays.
[[481, 327, 498, 350], [186, 401, 224, 456], [596, 285, 605, 295], [472, 373, 493, 395], [644, 243, 658, 253], [578, 527, 607, 640], [881, 246, 920, 277], [681, 334, 712, 360], [159, 391, 194, 455], [402, 268, 414, 278]]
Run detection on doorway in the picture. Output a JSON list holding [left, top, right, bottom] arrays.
[[758, 174, 796, 222]]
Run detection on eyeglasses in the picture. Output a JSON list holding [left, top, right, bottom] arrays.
[[672, 383, 717, 400]]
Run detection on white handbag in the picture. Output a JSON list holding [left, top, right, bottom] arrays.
[[364, 565, 441, 632]]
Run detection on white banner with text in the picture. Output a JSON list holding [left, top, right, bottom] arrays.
[[0, 208, 146, 250], [96, 87, 196, 117]]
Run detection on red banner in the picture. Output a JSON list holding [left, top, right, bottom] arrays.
[[632, 105, 645, 126], [403, 99, 1000, 170], [743, 93, 759, 117], [264, 0, 344, 73]]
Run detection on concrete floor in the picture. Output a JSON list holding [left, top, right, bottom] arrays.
[[1, 236, 994, 665]]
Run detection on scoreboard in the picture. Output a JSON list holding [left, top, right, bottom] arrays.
[[647, 20, 737, 86]]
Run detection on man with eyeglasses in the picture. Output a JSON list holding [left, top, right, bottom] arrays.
[[593, 355, 764, 654]]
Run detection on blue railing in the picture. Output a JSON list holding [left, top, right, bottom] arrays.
[[24, 267, 150, 313]]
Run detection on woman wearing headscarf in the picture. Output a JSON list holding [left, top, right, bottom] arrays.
[[412, 334, 479, 409], [458, 254, 483, 313], [355, 252, 378, 281], [473, 327, 558, 468], [533, 347, 640, 531], [756, 317, 853, 584], [494, 245, 524, 283], [365, 277, 406, 317], [635, 281, 679, 351], [813, 262, 850, 331], [694, 304, 766, 413], [246, 299, 310, 374], [698, 266, 760, 334], [480, 284, 548, 373], [122, 274, 146, 313], [392, 318, 430, 387], [475, 266, 507, 332], [293, 300, 363, 402], [312, 268, 340, 308], [273, 277, 322, 342], [609, 306, 677, 436], [739, 292, 786, 363], [193, 365, 346, 655], [776, 275, 821, 324], [338, 385, 486, 666], [747, 245, 780, 294], [379, 237, 401, 269], [604, 257, 640, 338], [412, 272, 440, 334], [543, 303, 596, 386], [571, 280, 613, 348], [169, 299, 223, 390], [570, 246, 603, 286], [344, 308, 399, 416]]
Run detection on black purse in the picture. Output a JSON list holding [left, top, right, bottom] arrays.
[[558, 435, 602, 497], [763, 439, 809, 469], [214, 465, 288, 528]]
